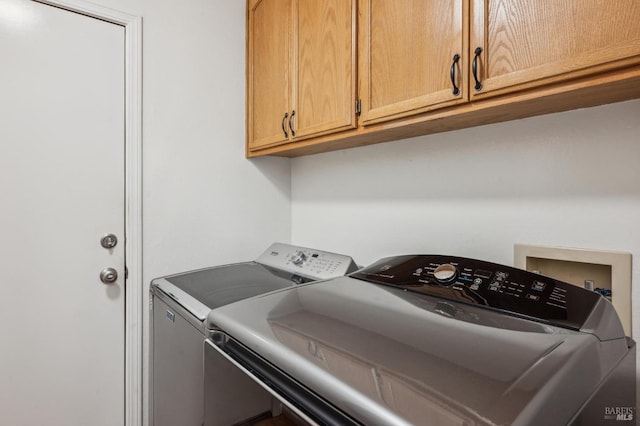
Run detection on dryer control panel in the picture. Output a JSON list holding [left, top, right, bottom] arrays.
[[257, 242, 359, 281], [351, 255, 604, 331]]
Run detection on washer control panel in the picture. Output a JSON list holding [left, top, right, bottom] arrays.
[[257, 243, 359, 281], [352, 255, 602, 331]]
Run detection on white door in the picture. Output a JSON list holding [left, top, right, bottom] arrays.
[[0, 1, 125, 425]]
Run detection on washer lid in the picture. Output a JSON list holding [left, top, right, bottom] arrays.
[[153, 262, 309, 320]]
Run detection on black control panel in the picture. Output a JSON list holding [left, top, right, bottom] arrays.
[[351, 255, 603, 330]]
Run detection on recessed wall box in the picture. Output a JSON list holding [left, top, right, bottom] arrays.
[[514, 244, 632, 335]]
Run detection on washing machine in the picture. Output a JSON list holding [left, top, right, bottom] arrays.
[[150, 242, 357, 426], [206, 254, 635, 425]]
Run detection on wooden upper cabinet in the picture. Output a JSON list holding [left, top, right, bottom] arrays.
[[247, 0, 357, 152], [470, 0, 640, 99], [247, 0, 291, 151], [246, 0, 640, 157], [359, 0, 468, 126], [293, 0, 357, 140]]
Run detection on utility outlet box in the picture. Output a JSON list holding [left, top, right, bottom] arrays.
[[514, 244, 632, 336]]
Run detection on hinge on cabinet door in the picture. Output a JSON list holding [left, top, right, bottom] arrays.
[[355, 99, 361, 115]]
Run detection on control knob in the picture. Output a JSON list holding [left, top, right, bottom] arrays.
[[433, 263, 458, 285], [291, 251, 307, 266]]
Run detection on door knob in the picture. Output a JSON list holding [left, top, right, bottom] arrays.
[[100, 267, 118, 284], [100, 234, 118, 249]]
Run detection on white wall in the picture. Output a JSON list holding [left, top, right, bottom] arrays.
[[139, 0, 292, 423], [140, 0, 291, 278], [291, 99, 640, 338]]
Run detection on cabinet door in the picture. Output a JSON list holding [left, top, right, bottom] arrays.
[[359, 0, 467, 126], [470, 0, 640, 99], [291, 0, 357, 140], [247, 0, 292, 151]]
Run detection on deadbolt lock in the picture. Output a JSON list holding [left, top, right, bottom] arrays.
[[100, 234, 118, 249]]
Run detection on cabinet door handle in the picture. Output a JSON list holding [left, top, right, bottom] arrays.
[[288, 110, 296, 138], [281, 112, 289, 138], [472, 47, 483, 91], [450, 54, 461, 96]]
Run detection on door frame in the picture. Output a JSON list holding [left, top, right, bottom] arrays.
[[34, 1, 143, 425]]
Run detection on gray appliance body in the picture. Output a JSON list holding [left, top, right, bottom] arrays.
[[150, 243, 358, 426], [207, 255, 636, 426]]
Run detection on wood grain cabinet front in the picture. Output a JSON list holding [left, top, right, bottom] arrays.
[[247, 0, 357, 153], [470, 0, 640, 99], [358, 0, 468, 126], [247, 0, 291, 151]]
